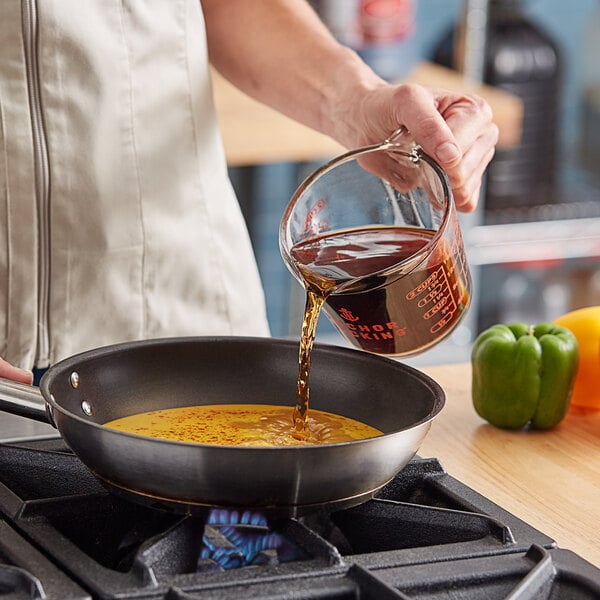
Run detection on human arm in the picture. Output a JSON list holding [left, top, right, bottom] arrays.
[[201, 0, 498, 212]]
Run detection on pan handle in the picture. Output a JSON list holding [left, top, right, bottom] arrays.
[[0, 378, 53, 425]]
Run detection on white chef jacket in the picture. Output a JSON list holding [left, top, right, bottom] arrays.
[[0, 0, 270, 369]]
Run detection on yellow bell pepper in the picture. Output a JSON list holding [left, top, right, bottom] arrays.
[[554, 306, 600, 410]]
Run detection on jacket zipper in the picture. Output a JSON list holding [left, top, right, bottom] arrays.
[[22, 0, 51, 367]]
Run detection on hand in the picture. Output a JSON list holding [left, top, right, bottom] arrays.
[[336, 83, 499, 213], [0, 357, 33, 384]]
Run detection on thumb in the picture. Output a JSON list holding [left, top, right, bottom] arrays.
[[392, 85, 462, 168]]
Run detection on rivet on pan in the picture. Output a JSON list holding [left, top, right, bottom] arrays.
[[81, 400, 93, 417], [70, 372, 80, 389]]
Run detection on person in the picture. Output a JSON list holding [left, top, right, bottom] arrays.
[[0, 0, 498, 385]]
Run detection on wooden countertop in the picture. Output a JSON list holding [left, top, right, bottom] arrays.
[[212, 61, 523, 167], [419, 362, 600, 568]]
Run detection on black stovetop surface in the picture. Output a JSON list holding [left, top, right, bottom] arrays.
[[0, 437, 598, 600]]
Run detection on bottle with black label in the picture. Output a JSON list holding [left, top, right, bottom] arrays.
[[579, 1, 600, 178], [434, 0, 562, 215]]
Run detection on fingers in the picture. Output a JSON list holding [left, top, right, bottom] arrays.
[[446, 121, 499, 211], [340, 81, 498, 213], [436, 91, 495, 156], [391, 85, 498, 212], [0, 357, 34, 384]]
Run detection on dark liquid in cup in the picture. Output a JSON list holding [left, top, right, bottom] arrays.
[[290, 225, 470, 432]]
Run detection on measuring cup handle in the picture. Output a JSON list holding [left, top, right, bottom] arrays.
[[384, 127, 409, 144]]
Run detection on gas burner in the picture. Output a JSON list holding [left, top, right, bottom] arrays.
[[198, 509, 307, 569]]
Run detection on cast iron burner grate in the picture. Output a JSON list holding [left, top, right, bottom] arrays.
[[0, 437, 598, 599]]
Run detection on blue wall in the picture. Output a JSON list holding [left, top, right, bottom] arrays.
[[415, 0, 598, 147]]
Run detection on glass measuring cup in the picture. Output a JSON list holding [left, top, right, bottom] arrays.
[[279, 135, 471, 358]]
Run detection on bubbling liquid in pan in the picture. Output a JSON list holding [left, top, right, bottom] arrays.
[[104, 404, 382, 447]]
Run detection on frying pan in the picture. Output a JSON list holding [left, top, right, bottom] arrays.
[[0, 337, 444, 516]]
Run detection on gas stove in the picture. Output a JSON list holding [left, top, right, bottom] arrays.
[[0, 436, 599, 599]]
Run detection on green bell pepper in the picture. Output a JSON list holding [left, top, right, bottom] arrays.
[[471, 322, 579, 430]]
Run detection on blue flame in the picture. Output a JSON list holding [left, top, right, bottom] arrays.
[[207, 509, 268, 527], [198, 509, 304, 570]]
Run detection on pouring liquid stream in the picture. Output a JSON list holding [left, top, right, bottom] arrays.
[[292, 288, 329, 439], [290, 224, 433, 440]]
